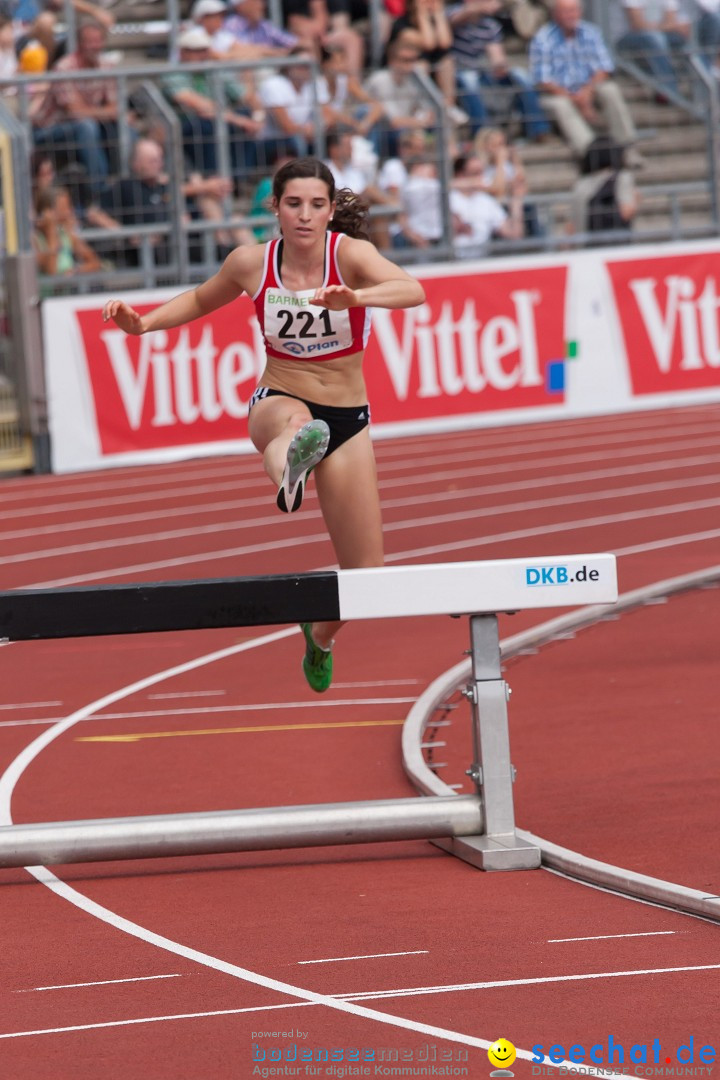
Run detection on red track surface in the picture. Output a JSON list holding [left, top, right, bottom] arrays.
[[1, 403, 719, 1080]]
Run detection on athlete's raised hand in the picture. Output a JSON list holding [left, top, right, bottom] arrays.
[[312, 284, 358, 310], [102, 299, 145, 334]]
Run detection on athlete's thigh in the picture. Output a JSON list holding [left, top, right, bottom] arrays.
[[247, 394, 313, 453], [314, 428, 384, 569]]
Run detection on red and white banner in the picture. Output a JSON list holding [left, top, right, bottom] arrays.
[[42, 239, 720, 473]]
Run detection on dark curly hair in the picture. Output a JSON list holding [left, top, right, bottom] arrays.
[[272, 157, 370, 241]]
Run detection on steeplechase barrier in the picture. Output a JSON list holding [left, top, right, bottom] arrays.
[[0, 554, 618, 872]]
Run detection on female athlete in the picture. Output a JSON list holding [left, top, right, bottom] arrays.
[[103, 157, 425, 693]]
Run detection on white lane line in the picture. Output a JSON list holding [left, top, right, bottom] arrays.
[[382, 505, 720, 566], [5, 475, 718, 565], [547, 931, 677, 943], [148, 691, 226, 699], [16, 498, 720, 592], [0, 1001, 316, 1039], [297, 951, 429, 965], [338, 962, 720, 1000], [0, 634, 583, 1070], [13, 974, 184, 992], [0, 702, 63, 711], [5, 449, 720, 540]]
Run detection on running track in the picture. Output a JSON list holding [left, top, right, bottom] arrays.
[[0, 403, 718, 1079]]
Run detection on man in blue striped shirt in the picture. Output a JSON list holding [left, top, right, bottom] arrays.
[[529, 0, 643, 162]]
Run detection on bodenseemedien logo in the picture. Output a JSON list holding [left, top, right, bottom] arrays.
[[489, 1038, 517, 1077]]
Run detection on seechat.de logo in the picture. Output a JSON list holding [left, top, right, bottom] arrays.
[[525, 564, 601, 586]]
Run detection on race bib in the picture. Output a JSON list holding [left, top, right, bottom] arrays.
[[264, 287, 353, 359]]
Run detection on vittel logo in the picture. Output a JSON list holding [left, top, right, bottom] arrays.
[[525, 564, 601, 586]]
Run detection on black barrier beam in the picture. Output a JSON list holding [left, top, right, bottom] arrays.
[[0, 574, 341, 641]]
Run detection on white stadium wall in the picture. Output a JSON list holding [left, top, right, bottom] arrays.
[[42, 238, 720, 473]]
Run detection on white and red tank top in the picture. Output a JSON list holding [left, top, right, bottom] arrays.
[[251, 231, 372, 362]]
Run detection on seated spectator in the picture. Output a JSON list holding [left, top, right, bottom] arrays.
[[474, 125, 542, 235], [567, 133, 639, 239], [690, 0, 720, 68], [94, 136, 253, 266], [387, 0, 467, 123], [30, 20, 127, 200], [498, 0, 551, 39], [257, 45, 330, 157], [33, 185, 101, 278], [0, 15, 16, 80], [363, 39, 437, 157], [191, 0, 249, 58], [161, 26, 264, 176], [450, 152, 524, 247], [394, 156, 444, 247], [529, 0, 645, 164], [448, 0, 551, 139], [319, 45, 386, 145], [12, 0, 114, 69], [325, 126, 397, 245], [281, 0, 365, 75], [376, 127, 429, 195], [249, 149, 297, 239], [608, 0, 691, 99], [222, 0, 298, 57]]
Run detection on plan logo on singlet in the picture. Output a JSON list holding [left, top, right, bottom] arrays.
[[282, 342, 305, 355]]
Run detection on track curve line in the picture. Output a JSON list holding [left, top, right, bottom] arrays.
[[0, 624, 587, 1070], [402, 564, 720, 923]]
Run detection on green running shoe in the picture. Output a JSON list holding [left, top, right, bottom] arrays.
[[301, 622, 333, 693], [277, 420, 330, 513]]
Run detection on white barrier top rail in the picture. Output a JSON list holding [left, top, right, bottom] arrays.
[[0, 555, 617, 641]]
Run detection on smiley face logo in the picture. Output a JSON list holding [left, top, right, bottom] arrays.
[[488, 1038, 516, 1075]]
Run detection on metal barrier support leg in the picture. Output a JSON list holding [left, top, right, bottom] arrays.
[[436, 614, 541, 871]]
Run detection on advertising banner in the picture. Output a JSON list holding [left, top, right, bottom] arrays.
[[42, 239, 720, 473]]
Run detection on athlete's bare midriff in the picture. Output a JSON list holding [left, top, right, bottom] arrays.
[[258, 351, 368, 407]]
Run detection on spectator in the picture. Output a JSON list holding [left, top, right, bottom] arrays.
[[191, 0, 248, 58], [690, 0, 720, 67], [0, 15, 16, 79], [319, 45, 386, 144], [281, 0, 364, 75], [161, 25, 264, 176], [222, 0, 298, 57], [448, 0, 551, 139], [450, 152, 523, 247], [608, 0, 692, 99], [395, 156, 444, 247], [95, 136, 253, 265], [498, 0, 551, 39], [474, 125, 542, 235], [567, 133, 639, 238], [376, 127, 429, 195], [325, 126, 397, 245], [248, 148, 297, 239], [30, 19, 125, 199], [529, 0, 645, 164], [257, 45, 330, 156], [388, 0, 467, 123], [33, 185, 101, 278], [363, 39, 437, 156], [12, 0, 114, 69]]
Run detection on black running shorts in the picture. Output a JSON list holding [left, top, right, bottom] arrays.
[[248, 387, 370, 458]]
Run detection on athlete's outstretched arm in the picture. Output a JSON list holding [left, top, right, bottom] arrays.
[[313, 238, 426, 311], [102, 247, 260, 335]]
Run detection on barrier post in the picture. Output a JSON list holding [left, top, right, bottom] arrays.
[[459, 614, 540, 870]]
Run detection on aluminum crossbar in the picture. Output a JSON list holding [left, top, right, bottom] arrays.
[[0, 796, 483, 868]]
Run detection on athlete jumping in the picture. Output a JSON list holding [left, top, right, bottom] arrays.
[[103, 157, 426, 692]]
